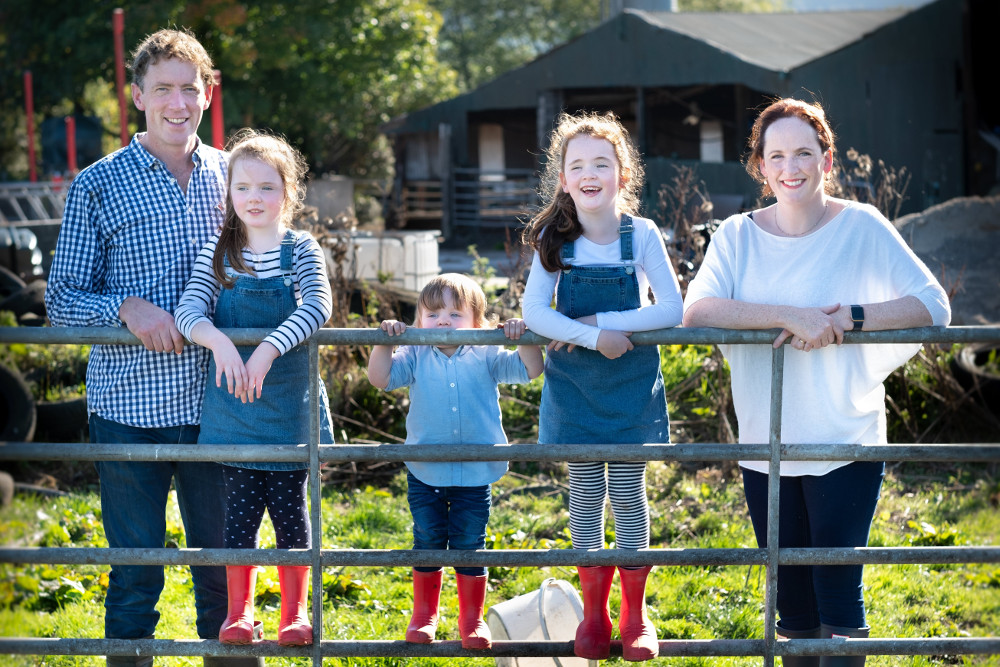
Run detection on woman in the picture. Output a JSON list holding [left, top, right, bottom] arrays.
[[683, 98, 950, 667]]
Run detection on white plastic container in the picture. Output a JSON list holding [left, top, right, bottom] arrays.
[[486, 578, 597, 667], [334, 230, 441, 293]]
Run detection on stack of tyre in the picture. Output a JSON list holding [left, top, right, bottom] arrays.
[[1, 226, 48, 443]]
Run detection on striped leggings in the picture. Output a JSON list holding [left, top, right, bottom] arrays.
[[568, 461, 650, 550]]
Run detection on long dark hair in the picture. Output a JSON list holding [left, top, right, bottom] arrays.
[[213, 129, 307, 287], [521, 111, 643, 272]]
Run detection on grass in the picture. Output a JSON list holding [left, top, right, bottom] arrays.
[[0, 460, 998, 666]]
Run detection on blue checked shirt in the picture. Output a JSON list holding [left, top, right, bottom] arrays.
[[45, 135, 228, 428]]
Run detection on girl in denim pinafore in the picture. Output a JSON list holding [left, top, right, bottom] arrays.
[[522, 112, 683, 662], [200, 233, 334, 465], [173, 132, 333, 649]]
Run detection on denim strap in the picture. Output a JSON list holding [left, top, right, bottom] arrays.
[[279, 229, 295, 285], [619, 214, 634, 262]]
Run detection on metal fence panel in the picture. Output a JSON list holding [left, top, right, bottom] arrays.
[[1, 324, 998, 665]]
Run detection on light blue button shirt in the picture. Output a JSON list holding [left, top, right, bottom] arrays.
[[386, 344, 531, 487]]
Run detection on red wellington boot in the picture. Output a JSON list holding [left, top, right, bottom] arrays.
[[277, 566, 313, 646], [573, 566, 615, 660], [219, 566, 260, 645], [618, 565, 659, 661], [455, 573, 492, 650], [405, 569, 443, 643]]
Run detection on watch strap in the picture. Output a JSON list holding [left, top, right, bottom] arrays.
[[850, 304, 864, 331]]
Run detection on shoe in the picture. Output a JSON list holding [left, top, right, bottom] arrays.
[[617, 566, 659, 661], [219, 566, 259, 645], [277, 566, 313, 647], [819, 624, 869, 667], [573, 566, 615, 660], [455, 573, 492, 650], [405, 569, 442, 643], [776, 623, 821, 667]]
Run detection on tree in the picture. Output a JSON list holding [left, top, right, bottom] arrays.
[[429, 0, 604, 92], [0, 0, 457, 179], [185, 0, 457, 177]]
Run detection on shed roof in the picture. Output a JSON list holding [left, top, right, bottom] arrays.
[[385, 6, 917, 133], [635, 9, 909, 72]]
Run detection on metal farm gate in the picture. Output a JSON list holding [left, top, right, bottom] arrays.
[[1, 324, 998, 665]]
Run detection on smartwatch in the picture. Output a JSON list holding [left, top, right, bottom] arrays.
[[850, 304, 864, 331]]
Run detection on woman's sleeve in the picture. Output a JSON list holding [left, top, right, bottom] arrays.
[[879, 214, 951, 326], [522, 251, 602, 349], [263, 235, 334, 355], [174, 237, 222, 340], [595, 219, 683, 332], [683, 217, 737, 312]]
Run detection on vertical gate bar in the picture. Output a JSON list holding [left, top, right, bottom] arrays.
[[763, 344, 786, 667], [309, 340, 323, 666]]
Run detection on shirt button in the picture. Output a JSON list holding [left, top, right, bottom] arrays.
[[450, 382, 455, 387], [452, 406, 458, 412], [453, 430, 458, 434]]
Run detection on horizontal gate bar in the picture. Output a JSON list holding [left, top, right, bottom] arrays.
[[3, 546, 998, 567], [1, 637, 997, 658], [2, 325, 998, 346], [2, 442, 998, 462]]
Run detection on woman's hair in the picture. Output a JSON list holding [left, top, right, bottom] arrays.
[[746, 98, 838, 199], [214, 129, 308, 286], [522, 111, 644, 272], [416, 273, 497, 329]]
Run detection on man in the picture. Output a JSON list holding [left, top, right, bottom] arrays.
[[45, 29, 260, 667]]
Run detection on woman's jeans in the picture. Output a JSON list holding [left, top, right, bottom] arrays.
[[742, 461, 885, 630], [91, 414, 228, 640], [407, 471, 491, 577]]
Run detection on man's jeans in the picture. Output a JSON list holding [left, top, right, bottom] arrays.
[[406, 471, 491, 577], [91, 414, 228, 640]]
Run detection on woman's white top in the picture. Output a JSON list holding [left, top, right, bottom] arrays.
[[684, 201, 951, 476]]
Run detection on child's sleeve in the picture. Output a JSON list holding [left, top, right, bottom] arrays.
[[174, 235, 223, 341], [488, 347, 531, 385], [263, 234, 333, 355], [384, 345, 417, 391], [522, 251, 602, 349]]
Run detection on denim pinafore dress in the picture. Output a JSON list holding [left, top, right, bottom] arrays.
[[198, 230, 334, 470], [538, 216, 669, 446]]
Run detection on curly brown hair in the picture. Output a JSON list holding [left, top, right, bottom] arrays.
[[521, 111, 644, 273], [746, 98, 838, 199], [213, 129, 309, 287]]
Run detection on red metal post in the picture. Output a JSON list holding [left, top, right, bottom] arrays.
[[24, 71, 37, 182], [65, 116, 77, 174], [211, 70, 224, 150], [113, 8, 128, 147]]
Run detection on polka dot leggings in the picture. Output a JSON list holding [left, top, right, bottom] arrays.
[[223, 466, 311, 549]]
